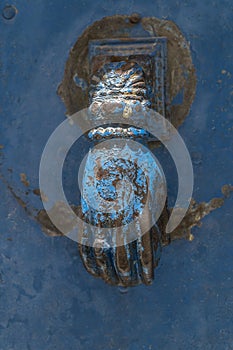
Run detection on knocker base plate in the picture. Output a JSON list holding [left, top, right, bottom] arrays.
[[89, 37, 167, 117]]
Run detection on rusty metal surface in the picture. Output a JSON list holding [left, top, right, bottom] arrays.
[[89, 38, 167, 115], [0, 1, 233, 350], [78, 56, 167, 286]]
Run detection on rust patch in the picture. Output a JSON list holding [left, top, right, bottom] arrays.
[[58, 14, 196, 128], [0, 168, 231, 286], [166, 196, 226, 244], [20, 173, 30, 187], [221, 184, 233, 198], [36, 190, 230, 244]]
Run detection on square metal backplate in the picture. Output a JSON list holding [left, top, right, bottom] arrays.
[[89, 37, 167, 116]]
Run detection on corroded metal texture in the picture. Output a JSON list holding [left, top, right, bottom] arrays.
[[58, 15, 196, 128], [79, 224, 162, 286], [89, 39, 167, 116], [79, 142, 166, 286], [88, 126, 149, 140], [90, 61, 151, 108], [78, 60, 168, 286]]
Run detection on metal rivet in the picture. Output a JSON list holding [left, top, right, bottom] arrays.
[[129, 13, 141, 24], [2, 5, 17, 20]]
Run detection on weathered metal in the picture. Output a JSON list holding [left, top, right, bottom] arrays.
[[78, 52, 169, 286]]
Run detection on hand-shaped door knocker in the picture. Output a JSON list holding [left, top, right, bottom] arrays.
[[78, 56, 169, 286], [39, 23, 195, 288]]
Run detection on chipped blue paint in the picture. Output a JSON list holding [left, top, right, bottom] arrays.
[[88, 126, 150, 140], [79, 60, 167, 286], [1, 1, 233, 349], [90, 61, 151, 108]]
